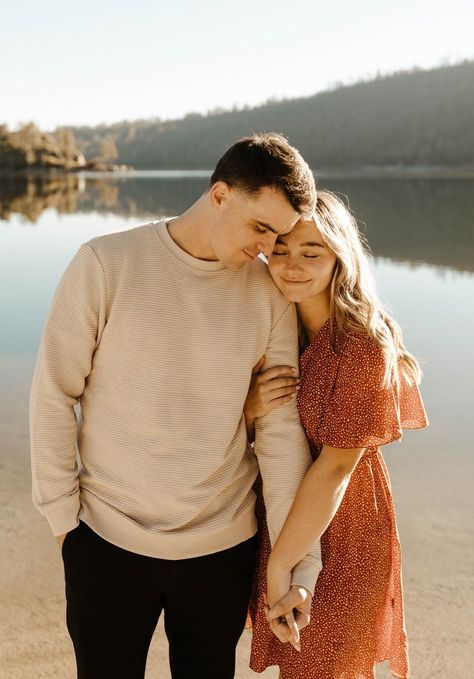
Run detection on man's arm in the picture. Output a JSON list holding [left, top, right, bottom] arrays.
[[253, 301, 322, 595], [30, 243, 107, 536]]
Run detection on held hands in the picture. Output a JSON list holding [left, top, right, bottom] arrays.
[[264, 563, 312, 652], [265, 585, 312, 644]]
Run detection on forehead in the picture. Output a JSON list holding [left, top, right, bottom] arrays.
[[277, 217, 322, 245], [240, 186, 298, 231]]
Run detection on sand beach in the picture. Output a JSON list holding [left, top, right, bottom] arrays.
[[1, 353, 473, 678]]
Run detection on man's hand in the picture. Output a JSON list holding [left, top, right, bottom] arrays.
[[56, 533, 68, 549], [266, 567, 304, 651], [266, 585, 312, 633]]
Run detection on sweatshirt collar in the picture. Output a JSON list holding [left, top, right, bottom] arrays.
[[153, 218, 226, 272]]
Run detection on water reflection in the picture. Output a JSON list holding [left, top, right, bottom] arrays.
[[0, 173, 85, 222], [331, 178, 474, 274], [1, 172, 473, 273], [0, 172, 206, 223]]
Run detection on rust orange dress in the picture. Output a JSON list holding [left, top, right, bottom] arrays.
[[247, 319, 428, 679]]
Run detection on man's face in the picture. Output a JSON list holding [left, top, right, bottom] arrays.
[[208, 183, 300, 271]]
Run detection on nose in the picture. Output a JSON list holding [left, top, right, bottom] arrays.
[[284, 255, 304, 277], [258, 233, 278, 258]]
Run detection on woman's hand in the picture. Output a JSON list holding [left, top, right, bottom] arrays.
[[265, 563, 303, 651], [265, 584, 312, 635], [244, 356, 300, 442]]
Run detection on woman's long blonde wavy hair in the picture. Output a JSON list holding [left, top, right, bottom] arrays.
[[311, 189, 421, 387]]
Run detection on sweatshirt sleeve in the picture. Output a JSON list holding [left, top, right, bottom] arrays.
[[253, 301, 322, 594], [29, 243, 108, 536]]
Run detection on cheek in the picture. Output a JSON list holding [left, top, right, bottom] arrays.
[[325, 259, 338, 284], [321, 260, 336, 281], [268, 259, 284, 279], [224, 228, 245, 254], [307, 259, 334, 285]]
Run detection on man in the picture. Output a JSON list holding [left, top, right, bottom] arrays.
[[30, 133, 322, 679]]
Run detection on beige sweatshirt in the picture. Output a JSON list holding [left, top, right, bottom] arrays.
[[30, 219, 322, 592]]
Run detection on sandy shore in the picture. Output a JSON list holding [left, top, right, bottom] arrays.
[[1, 354, 472, 678]]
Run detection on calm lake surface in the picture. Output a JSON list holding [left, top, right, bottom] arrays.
[[1, 171, 473, 492], [0, 172, 473, 677]]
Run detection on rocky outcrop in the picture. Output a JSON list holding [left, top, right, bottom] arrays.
[[0, 124, 132, 172], [0, 124, 87, 170]]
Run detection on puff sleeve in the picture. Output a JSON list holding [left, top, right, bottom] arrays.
[[316, 334, 428, 450]]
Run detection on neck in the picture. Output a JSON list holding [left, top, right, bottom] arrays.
[[296, 292, 331, 342], [167, 194, 217, 261]]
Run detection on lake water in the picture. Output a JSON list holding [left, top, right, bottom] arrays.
[[2, 173, 473, 436], [0, 172, 473, 677]]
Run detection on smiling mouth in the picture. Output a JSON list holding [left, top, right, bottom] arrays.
[[243, 250, 257, 260], [282, 278, 311, 284]]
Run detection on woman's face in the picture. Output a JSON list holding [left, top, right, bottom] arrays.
[[268, 217, 337, 303]]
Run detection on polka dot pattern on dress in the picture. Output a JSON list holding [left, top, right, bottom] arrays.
[[247, 319, 428, 679]]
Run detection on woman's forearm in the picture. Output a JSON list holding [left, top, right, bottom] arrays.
[[268, 445, 364, 575]]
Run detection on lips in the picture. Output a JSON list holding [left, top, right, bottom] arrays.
[[243, 250, 257, 261], [281, 278, 310, 284]]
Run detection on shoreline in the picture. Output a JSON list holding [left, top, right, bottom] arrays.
[[1, 165, 474, 179]]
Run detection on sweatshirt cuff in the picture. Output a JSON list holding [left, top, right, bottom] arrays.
[[45, 494, 81, 536], [290, 553, 323, 594]]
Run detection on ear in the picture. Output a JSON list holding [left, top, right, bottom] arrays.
[[209, 181, 231, 208]]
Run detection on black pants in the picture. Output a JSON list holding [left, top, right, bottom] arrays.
[[62, 520, 257, 679]]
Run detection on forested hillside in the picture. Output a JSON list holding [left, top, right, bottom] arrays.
[[68, 61, 474, 169]]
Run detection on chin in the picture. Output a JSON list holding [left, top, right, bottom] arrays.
[[226, 260, 246, 271], [285, 293, 303, 302], [277, 284, 303, 303]]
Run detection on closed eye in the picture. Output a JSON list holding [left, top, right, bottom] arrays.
[[255, 225, 268, 234], [304, 255, 319, 259]]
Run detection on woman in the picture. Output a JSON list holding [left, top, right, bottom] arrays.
[[244, 190, 427, 678]]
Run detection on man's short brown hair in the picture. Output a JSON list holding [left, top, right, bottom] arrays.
[[210, 133, 316, 217]]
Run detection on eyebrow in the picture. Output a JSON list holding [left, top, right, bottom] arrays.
[[275, 238, 325, 247], [256, 220, 280, 235]]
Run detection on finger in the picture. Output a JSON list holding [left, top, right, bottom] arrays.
[[266, 394, 297, 412], [269, 619, 293, 645], [252, 356, 265, 374], [267, 589, 307, 621], [263, 376, 299, 392], [294, 610, 311, 631], [256, 365, 296, 383], [286, 611, 301, 652], [269, 613, 300, 650], [269, 621, 286, 644], [268, 385, 299, 400]]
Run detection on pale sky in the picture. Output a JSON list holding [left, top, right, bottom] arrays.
[[2, 0, 473, 130]]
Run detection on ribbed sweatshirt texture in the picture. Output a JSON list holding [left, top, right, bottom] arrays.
[[29, 219, 322, 592]]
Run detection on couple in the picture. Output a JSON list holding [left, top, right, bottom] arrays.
[[29, 133, 427, 679]]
